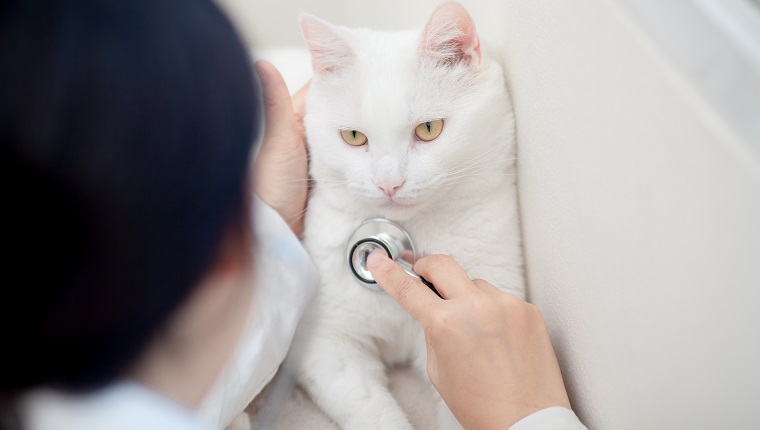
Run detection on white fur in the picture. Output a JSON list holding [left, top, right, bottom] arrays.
[[295, 4, 524, 429]]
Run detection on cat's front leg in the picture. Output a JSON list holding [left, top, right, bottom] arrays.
[[411, 348, 464, 430], [435, 394, 465, 430], [297, 336, 413, 430]]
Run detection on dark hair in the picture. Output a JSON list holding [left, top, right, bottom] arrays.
[[0, 0, 259, 395]]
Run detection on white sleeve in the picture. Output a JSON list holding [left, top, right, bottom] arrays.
[[509, 407, 588, 430], [198, 197, 318, 429]]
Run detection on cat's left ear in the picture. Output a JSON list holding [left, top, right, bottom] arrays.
[[419, 2, 481, 67], [300, 14, 355, 74]]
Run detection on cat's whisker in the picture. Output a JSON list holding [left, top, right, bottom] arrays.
[[277, 178, 318, 183], [445, 156, 518, 175], [447, 141, 519, 168], [429, 169, 520, 188], [426, 177, 520, 195], [443, 157, 518, 179], [433, 175, 518, 190], [284, 207, 309, 222], [441, 171, 519, 178], [444, 138, 519, 175], [288, 178, 352, 186], [436, 174, 519, 186]]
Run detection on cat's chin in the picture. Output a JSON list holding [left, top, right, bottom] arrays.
[[372, 199, 425, 222]]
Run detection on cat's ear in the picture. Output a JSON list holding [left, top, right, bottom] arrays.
[[419, 2, 481, 67], [300, 14, 355, 74]]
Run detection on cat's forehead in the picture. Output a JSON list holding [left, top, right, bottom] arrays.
[[311, 26, 472, 133], [347, 29, 447, 124], [353, 30, 418, 89], [352, 29, 419, 62]]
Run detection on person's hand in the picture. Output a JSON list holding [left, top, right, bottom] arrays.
[[253, 60, 310, 237], [367, 253, 571, 430]]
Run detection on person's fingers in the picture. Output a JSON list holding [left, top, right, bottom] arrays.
[[400, 250, 415, 265], [367, 252, 440, 322], [290, 79, 310, 142], [413, 254, 473, 299], [255, 60, 297, 141], [471, 278, 500, 294]]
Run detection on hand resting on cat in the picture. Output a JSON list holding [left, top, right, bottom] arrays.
[[253, 60, 310, 237]]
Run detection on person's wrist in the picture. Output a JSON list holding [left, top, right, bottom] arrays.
[[507, 406, 584, 430], [253, 191, 304, 237]]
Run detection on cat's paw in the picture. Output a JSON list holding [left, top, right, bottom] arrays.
[[342, 414, 414, 430]]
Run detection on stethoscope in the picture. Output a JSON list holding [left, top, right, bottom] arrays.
[[346, 218, 441, 298]]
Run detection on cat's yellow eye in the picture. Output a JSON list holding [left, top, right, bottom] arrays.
[[340, 129, 368, 146], [415, 119, 444, 142]]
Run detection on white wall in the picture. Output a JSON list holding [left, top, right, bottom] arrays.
[[502, 1, 760, 429], [215, 0, 506, 49]]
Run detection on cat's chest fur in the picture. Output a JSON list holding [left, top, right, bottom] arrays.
[[301, 177, 523, 364]]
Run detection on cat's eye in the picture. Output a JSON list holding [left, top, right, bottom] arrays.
[[414, 119, 444, 142], [340, 129, 368, 146]]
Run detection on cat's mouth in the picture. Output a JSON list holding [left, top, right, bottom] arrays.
[[367, 187, 425, 214], [379, 197, 403, 207], [377, 196, 415, 210]]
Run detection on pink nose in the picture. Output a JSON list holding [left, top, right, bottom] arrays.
[[375, 178, 405, 197]]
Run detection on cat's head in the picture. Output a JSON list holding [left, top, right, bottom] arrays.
[[301, 3, 514, 221]]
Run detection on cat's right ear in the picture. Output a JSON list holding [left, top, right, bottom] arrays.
[[419, 2, 481, 67], [300, 14, 355, 74]]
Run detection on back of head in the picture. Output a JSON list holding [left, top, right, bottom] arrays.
[[0, 0, 258, 398]]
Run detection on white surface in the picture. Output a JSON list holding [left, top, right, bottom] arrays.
[[255, 48, 313, 94], [501, 0, 760, 428], [614, 0, 760, 146], [216, 0, 509, 48]]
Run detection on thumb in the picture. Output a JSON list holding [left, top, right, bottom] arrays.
[[367, 252, 440, 322], [255, 60, 297, 142]]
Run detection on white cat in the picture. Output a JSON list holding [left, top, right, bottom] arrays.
[[295, 3, 524, 429]]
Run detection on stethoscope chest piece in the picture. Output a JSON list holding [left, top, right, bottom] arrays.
[[347, 218, 416, 292]]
